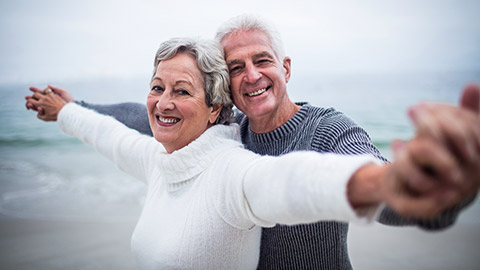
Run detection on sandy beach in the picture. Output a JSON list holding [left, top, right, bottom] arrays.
[[0, 215, 138, 270], [348, 210, 480, 270], [1, 198, 479, 270]]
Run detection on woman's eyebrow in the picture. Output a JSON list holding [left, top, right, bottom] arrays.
[[174, 80, 193, 87]]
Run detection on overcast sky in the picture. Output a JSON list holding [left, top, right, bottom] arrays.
[[1, 0, 479, 84]]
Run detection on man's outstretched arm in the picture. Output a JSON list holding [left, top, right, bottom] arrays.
[[26, 85, 152, 136]]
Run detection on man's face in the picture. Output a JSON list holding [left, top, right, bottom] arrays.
[[221, 30, 291, 122]]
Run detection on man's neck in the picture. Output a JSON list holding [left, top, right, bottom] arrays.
[[249, 101, 301, 134]]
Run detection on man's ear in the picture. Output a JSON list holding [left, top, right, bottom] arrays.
[[283, 57, 291, 83], [209, 104, 223, 124]]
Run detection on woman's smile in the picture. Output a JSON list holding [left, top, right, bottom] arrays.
[[156, 115, 180, 126]]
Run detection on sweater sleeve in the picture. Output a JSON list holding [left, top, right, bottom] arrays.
[[312, 108, 387, 163], [58, 102, 162, 183], [316, 109, 475, 230], [241, 152, 383, 228], [75, 101, 153, 136]]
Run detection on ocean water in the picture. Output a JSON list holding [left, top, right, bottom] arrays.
[[0, 70, 479, 222], [0, 77, 150, 222]]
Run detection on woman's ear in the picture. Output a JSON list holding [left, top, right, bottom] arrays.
[[209, 104, 223, 124]]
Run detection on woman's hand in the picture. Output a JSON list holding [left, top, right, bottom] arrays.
[[25, 85, 70, 121], [382, 84, 480, 219], [381, 136, 464, 219], [348, 84, 480, 219]]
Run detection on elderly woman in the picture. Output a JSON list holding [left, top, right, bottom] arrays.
[[36, 37, 381, 269]]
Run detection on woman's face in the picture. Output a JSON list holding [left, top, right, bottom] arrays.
[[147, 53, 221, 153]]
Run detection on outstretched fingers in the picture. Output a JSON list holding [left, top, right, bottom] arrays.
[[28, 86, 46, 94], [25, 97, 45, 119], [385, 134, 471, 219], [393, 137, 460, 194], [26, 87, 45, 111], [392, 140, 436, 194], [460, 83, 480, 114], [387, 187, 459, 219], [409, 103, 480, 164], [47, 85, 75, 102]]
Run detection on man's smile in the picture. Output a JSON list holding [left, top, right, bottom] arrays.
[[245, 86, 271, 97]]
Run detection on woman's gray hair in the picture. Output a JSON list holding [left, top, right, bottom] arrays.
[[152, 37, 233, 125], [215, 14, 285, 61]]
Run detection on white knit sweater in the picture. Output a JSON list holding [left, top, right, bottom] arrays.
[[58, 103, 380, 269]]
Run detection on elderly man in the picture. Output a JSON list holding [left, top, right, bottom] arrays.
[[26, 15, 479, 270]]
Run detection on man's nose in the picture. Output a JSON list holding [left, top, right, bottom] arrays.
[[244, 64, 261, 83]]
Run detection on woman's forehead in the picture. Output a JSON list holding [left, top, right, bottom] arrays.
[[154, 54, 203, 85]]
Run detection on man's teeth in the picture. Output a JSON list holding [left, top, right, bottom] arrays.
[[246, 88, 267, 97], [158, 116, 179, 123]]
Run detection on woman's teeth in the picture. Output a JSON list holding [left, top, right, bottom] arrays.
[[246, 88, 267, 97], [158, 116, 179, 123]]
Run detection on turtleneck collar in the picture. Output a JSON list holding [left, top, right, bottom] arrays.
[[157, 124, 242, 192]]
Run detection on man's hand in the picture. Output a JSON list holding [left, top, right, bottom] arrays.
[[25, 85, 71, 121]]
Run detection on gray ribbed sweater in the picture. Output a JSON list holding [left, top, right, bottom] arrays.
[[78, 101, 464, 269]]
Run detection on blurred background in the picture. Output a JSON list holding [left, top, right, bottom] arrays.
[[0, 0, 479, 269]]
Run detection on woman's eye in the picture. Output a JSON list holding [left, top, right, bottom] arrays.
[[152, 86, 164, 92], [177, 89, 190, 95]]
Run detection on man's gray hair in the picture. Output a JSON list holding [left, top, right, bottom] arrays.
[[215, 14, 286, 61], [152, 37, 233, 125]]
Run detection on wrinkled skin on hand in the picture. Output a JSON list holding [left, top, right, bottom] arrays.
[[383, 84, 480, 219], [25, 85, 73, 121]]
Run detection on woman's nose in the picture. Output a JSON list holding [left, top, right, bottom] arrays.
[[156, 92, 175, 111]]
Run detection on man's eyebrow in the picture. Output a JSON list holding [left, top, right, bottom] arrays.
[[252, 51, 275, 60], [226, 51, 275, 66], [226, 59, 243, 67]]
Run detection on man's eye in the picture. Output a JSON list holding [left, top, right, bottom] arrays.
[[257, 59, 270, 65], [229, 66, 242, 74]]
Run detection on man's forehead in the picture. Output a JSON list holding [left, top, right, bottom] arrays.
[[222, 30, 275, 60], [222, 30, 272, 50]]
